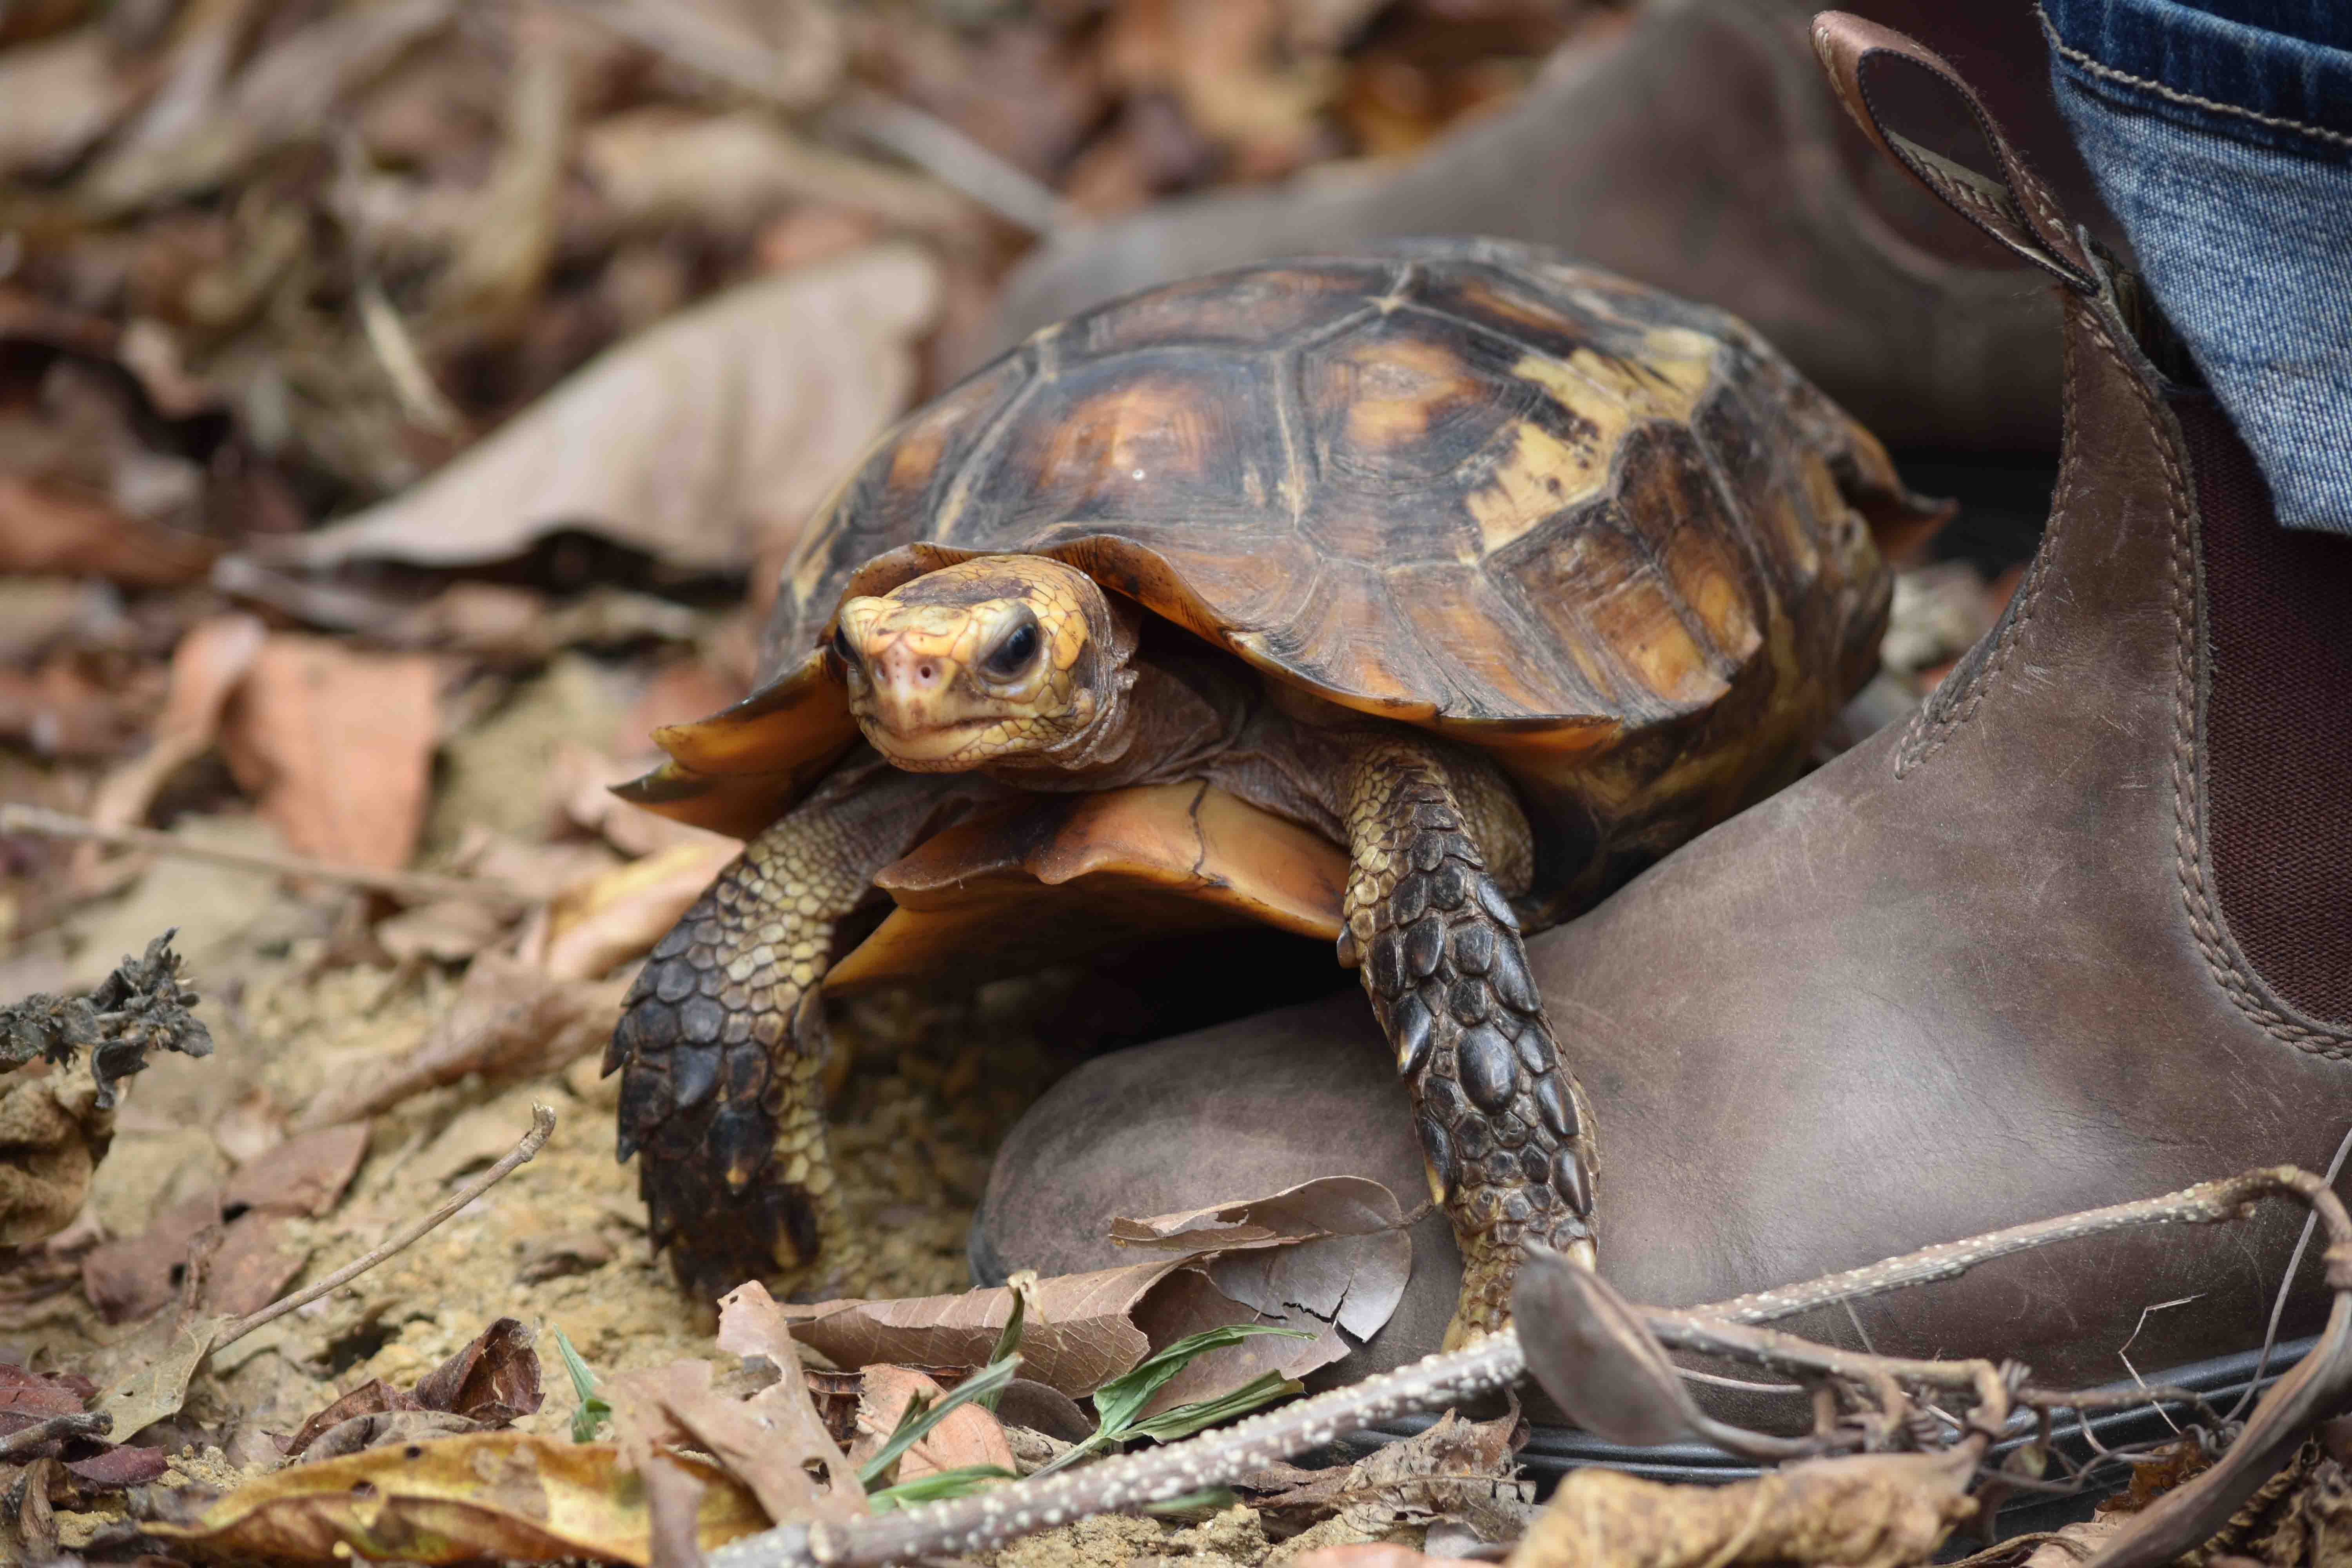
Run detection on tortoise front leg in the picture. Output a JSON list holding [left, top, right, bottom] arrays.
[[1339, 737, 1598, 1347], [605, 760, 957, 1302]]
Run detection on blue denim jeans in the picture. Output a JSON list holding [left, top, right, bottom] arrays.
[[2040, 0, 2352, 534]]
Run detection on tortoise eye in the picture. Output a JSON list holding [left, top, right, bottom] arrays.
[[831, 623, 857, 670], [985, 617, 1040, 679]]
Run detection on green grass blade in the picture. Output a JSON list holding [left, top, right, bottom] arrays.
[[856, 1355, 1024, 1490], [864, 1463, 1018, 1512], [1089, 1324, 1314, 1439], [978, 1285, 1028, 1413], [1128, 1372, 1303, 1443], [550, 1327, 610, 1443]]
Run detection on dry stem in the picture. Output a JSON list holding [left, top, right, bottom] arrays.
[[0, 1412, 111, 1460], [214, 1104, 557, 1350], [0, 804, 533, 911]]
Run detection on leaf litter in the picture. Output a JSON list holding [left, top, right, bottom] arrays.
[[0, 0, 2251, 1564]]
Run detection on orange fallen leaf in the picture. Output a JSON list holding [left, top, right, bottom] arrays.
[[220, 634, 439, 872], [849, 1364, 1018, 1483]]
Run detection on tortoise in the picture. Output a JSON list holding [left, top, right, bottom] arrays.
[[604, 238, 1943, 1344]]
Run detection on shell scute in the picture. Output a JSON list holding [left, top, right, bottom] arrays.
[[1068, 260, 1390, 354], [958, 349, 1290, 541]]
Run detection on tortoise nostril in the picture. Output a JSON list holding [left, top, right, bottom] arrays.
[[916, 662, 936, 684]]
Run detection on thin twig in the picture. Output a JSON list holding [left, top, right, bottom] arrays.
[[827, 88, 1068, 235], [0, 804, 534, 911], [214, 1105, 556, 1350], [0, 1412, 111, 1460]]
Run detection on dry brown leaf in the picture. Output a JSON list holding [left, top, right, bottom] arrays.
[[537, 838, 742, 982], [712, 1281, 870, 1520], [0, 1362, 95, 1423], [849, 1365, 1018, 1483], [219, 634, 440, 872], [221, 1122, 370, 1219], [94, 1312, 230, 1442], [286, 1318, 543, 1460], [254, 246, 940, 577], [0, 28, 140, 177], [611, 1356, 864, 1528], [1257, 1408, 1526, 1546], [780, 1260, 1173, 1397], [0, 475, 218, 586], [1512, 1448, 1978, 1568], [202, 1210, 307, 1318], [780, 1176, 1411, 1398], [145, 1431, 767, 1565], [83, 1193, 219, 1324], [295, 955, 627, 1131]]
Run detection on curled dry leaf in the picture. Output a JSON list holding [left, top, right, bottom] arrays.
[[253, 246, 941, 577], [712, 1281, 870, 1521], [220, 633, 441, 873], [850, 1365, 1019, 1483], [780, 1176, 1411, 1401], [1511, 1449, 1978, 1568], [1254, 1408, 1528, 1546], [294, 954, 627, 1131], [610, 1355, 865, 1529], [0, 1062, 112, 1249], [285, 1317, 543, 1461], [146, 1431, 767, 1566]]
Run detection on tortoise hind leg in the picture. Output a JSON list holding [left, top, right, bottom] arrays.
[[606, 760, 953, 1302], [1339, 736, 1597, 1347]]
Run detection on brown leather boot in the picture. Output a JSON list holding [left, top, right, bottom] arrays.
[[975, 15, 2352, 1432], [978, 0, 2073, 452]]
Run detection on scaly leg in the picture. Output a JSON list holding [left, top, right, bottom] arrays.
[[1339, 736, 1598, 1347], [605, 760, 958, 1301]]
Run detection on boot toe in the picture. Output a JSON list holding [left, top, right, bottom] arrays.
[[972, 991, 1465, 1381]]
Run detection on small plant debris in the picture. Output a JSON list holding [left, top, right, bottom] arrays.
[[0, 929, 212, 1106]]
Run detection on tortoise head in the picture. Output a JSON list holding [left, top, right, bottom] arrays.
[[833, 555, 1141, 772]]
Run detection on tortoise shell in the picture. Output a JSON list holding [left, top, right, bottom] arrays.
[[626, 240, 1936, 909]]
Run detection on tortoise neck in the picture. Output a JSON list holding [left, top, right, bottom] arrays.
[[980, 652, 1252, 794]]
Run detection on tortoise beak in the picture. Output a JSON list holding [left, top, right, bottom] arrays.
[[857, 635, 989, 759]]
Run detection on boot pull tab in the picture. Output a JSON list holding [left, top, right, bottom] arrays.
[[1810, 11, 2099, 295]]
